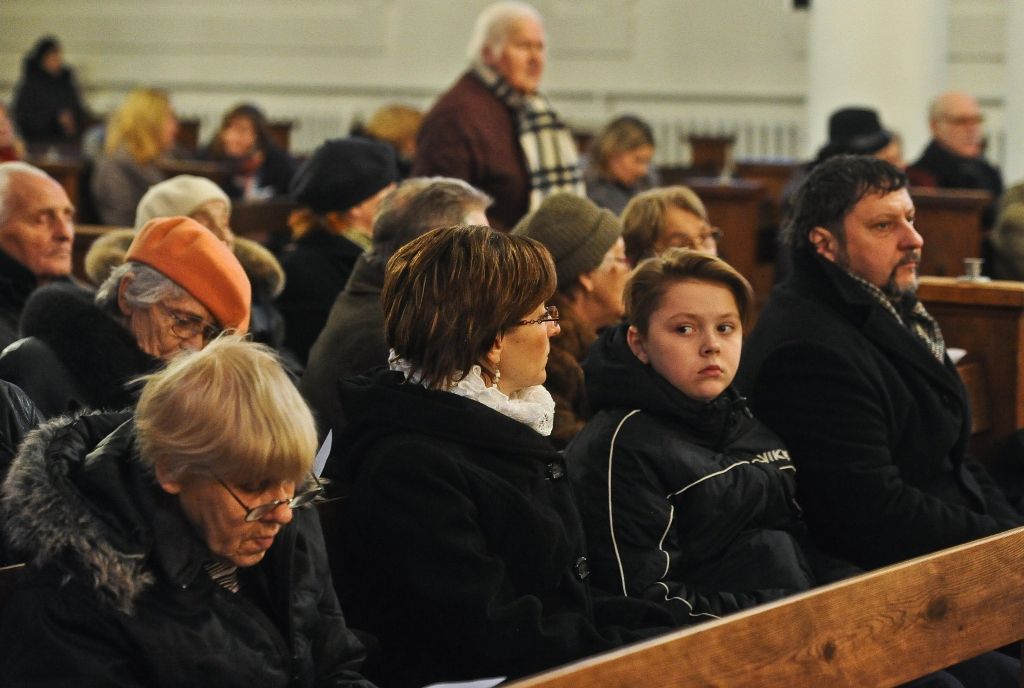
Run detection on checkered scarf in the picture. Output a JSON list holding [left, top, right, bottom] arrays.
[[845, 270, 947, 362], [473, 62, 584, 210]]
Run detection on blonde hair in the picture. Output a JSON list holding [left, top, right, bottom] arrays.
[[622, 185, 707, 265], [104, 88, 174, 163], [365, 104, 423, 151], [135, 335, 317, 486], [590, 115, 655, 180]]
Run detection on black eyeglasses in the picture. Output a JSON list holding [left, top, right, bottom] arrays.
[[214, 474, 326, 522], [160, 304, 221, 343], [516, 305, 560, 327]]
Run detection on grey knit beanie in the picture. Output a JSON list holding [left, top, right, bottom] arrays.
[[512, 193, 622, 290]]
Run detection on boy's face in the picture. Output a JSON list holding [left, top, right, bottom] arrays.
[[627, 279, 742, 403]]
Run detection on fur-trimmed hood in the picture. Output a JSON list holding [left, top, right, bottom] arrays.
[[2, 412, 154, 613], [84, 229, 285, 298]]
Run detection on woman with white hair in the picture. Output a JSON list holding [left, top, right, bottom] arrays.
[[412, 1, 583, 230], [1, 335, 374, 686]]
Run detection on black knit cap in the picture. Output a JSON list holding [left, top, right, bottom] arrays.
[[815, 107, 893, 162], [289, 137, 398, 214]]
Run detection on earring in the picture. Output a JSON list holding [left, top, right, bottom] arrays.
[[493, 364, 501, 385]]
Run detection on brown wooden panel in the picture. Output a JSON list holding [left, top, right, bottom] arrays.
[[230, 198, 299, 246], [687, 134, 735, 177], [508, 526, 1024, 688], [734, 159, 799, 206], [683, 177, 772, 304], [911, 187, 992, 279], [175, 117, 201, 153], [918, 276, 1024, 465]]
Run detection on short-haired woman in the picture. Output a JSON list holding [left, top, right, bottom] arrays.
[[91, 88, 179, 226], [0, 335, 374, 687], [621, 185, 719, 265], [584, 114, 659, 215], [333, 224, 672, 687], [565, 249, 857, 624]]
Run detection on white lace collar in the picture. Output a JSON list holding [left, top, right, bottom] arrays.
[[389, 352, 555, 436]]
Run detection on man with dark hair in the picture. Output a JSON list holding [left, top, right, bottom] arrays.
[[738, 155, 1022, 574], [301, 176, 491, 438]]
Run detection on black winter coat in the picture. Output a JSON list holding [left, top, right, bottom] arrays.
[[336, 370, 673, 688], [302, 253, 387, 439], [277, 227, 364, 365], [737, 249, 1022, 569], [0, 248, 38, 350], [12, 59, 88, 145], [0, 282, 158, 419], [0, 413, 374, 687], [567, 324, 854, 625]]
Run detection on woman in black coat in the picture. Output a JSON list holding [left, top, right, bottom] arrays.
[[12, 36, 89, 148], [333, 225, 673, 688], [0, 336, 374, 687]]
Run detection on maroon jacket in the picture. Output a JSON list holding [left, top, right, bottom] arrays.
[[412, 71, 529, 231]]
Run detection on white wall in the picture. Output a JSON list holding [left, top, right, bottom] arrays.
[[0, 0, 1013, 172]]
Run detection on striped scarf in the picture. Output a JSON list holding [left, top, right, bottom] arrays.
[[473, 62, 585, 211], [204, 560, 240, 593], [846, 270, 947, 362]]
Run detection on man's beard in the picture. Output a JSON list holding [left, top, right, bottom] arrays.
[[835, 247, 921, 300]]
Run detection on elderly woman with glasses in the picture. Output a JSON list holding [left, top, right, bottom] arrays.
[[0, 216, 250, 418], [331, 224, 672, 688], [621, 185, 721, 266], [0, 335, 375, 687]]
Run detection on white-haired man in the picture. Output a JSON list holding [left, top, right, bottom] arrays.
[[412, 1, 583, 230], [0, 161, 75, 348]]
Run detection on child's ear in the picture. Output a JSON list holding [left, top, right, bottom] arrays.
[[626, 325, 649, 364]]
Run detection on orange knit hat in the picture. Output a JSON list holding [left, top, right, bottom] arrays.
[[127, 217, 251, 332]]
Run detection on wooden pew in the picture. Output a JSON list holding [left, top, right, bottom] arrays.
[[688, 134, 735, 177], [734, 159, 799, 208], [156, 158, 230, 188], [918, 276, 1024, 466], [911, 187, 992, 278], [683, 177, 773, 303], [508, 526, 1024, 688], [230, 198, 298, 247]]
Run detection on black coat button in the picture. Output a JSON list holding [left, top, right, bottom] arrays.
[[546, 462, 564, 480], [574, 556, 589, 581]]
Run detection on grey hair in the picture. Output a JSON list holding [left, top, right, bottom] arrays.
[[95, 261, 187, 310], [370, 176, 492, 264], [465, 1, 543, 63], [0, 162, 53, 228]]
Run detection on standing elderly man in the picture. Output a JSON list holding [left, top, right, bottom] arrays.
[[0, 161, 74, 349], [412, 1, 583, 231], [738, 156, 1022, 576], [907, 91, 1003, 223], [301, 176, 491, 446]]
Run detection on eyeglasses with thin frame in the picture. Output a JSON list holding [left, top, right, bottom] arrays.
[[673, 225, 724, 251], [213, 473, 327, 522], [516, 305, 560, 328], [159, 303, 221, 343]]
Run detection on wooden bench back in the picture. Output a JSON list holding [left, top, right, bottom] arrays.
[[507, 526, 1024, 688]]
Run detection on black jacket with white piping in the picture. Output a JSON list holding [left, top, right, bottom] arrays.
[[566, 324, 856, 625]]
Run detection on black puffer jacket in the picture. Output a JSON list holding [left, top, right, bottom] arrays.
[[0, 412, 374, 688], [566, 324, 855, 624], [0, 281, 158, 418], [336, 369, 673, 688]]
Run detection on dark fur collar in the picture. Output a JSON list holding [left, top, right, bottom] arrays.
[[19, 283, 159, 409]]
